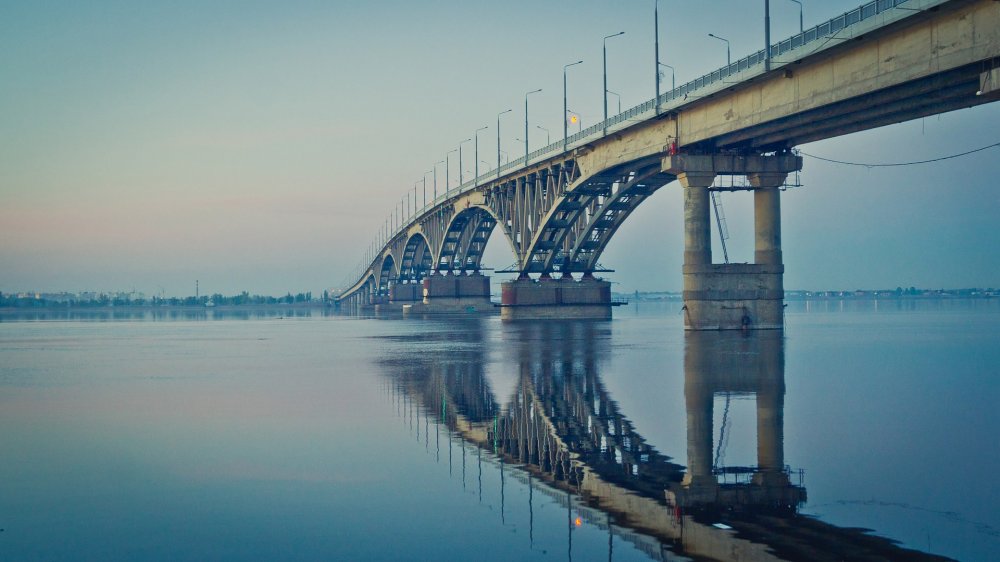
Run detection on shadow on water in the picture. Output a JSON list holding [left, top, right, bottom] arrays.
[[378, 317, 954, 562]]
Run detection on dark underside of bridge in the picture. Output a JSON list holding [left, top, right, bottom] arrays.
[[697, 62, 992, 153]]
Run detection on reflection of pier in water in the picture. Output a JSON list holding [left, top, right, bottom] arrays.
[[381, 319, 952, 561]]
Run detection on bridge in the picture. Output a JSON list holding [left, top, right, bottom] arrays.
[[338, 0, 1000, 329], [380, 319, 953, 560]]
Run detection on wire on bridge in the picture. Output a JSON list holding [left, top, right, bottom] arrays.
[[799, 141, 1000, 168]]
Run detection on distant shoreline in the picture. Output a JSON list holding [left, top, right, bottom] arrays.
[[0, 302, 330, 312], [622, 292, 997, 302]]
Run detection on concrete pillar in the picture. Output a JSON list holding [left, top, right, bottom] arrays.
[[499, 276, 613, 320], [678, 173, 716, 266], [749, 173, 786, 266]]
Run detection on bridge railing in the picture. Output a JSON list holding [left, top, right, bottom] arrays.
[[340, 0, 917, 297]]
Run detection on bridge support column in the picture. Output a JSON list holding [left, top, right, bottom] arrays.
[[400, 272, 492, 314], [389, 282, 422, 303], [665, 154, 800, 331], [499, 275, 613, 321], [680, 172, 716, 267]]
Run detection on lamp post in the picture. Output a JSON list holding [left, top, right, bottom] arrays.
[[603, 31, 625, 133], [765, 0, 772, 71], [474, 126, 487, 187], [497, 108, 512, 177], [536, 125, 550, 145], [563, 60, 583, 151], [567, 109, 582, 133], [417, 181, 423, 208], [524, 88, 541, 165], [446, 149, 457, 195], [787, 0, 803, 33], [606, 89, 621, 114], [659, 63, 676, 92], [433, 160, 444, 201], [424, 170, 431, 203], [458, 138, 471, 188], [708, 33, 731, 65], [655, 0, 661, 112]]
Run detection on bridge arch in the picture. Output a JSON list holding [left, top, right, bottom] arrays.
[[479, 156, 674, 276], [399, 232, 432, 283], [437, 206, 502, 274], [376, 253, 397, 295], [524, 157, 674, 274]]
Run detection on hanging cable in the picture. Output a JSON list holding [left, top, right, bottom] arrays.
[[799, 141, 1000, 168]]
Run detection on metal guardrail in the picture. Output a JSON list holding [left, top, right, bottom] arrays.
[[339, 0, 917, 295]]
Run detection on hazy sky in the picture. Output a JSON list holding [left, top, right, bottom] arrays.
[[2, 0, 998, 296]]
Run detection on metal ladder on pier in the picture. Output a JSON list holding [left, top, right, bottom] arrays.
[[711, 190, 730, 264]]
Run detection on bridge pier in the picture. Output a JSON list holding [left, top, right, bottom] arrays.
[[499, 275, 612, 321], [665, 154, 800, 330], [398, 272, 493, 314]]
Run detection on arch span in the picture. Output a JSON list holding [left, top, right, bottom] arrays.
[[437, 206, 499, 274], [400, 232, 432, 283], [377, 254, 397, 295]]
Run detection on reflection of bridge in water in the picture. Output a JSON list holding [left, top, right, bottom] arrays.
[[381, 319, 952, 561]]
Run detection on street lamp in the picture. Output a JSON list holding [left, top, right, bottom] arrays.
[[659, 63, 676, 92], [458, 138, 471, 188], [603, 31, 625, 133], [424, 170, 432, 203], [606, 89, 621, 114], [432, 160, 444, 201], [474, 126, 487, 187], [536, 125, 550, 145], [655, 0, 661, 111], [708, 33, 731, 66], [524, 88, 542, 165], [446, 149, 457, 194], [765, 0, 772, 71], [563, 60, 583, 151], [788, 0, 803, 33], [497, 108, 512, 177], [567, 109, 582, 133], [416, 180, 423, 208]]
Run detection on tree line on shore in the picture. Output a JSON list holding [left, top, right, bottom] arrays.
[[0, 291, 326, 308]]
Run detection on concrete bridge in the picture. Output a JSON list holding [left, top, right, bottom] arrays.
[[339, 0, 1000, 329], [381, 319, 953, 561]]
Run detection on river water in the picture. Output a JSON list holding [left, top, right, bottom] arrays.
[[1, 300, 997, 561]]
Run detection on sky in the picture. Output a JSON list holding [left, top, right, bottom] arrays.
[[1, 0, 998, 296]]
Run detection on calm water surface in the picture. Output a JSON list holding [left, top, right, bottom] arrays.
[[0, 301, 997, 561]]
